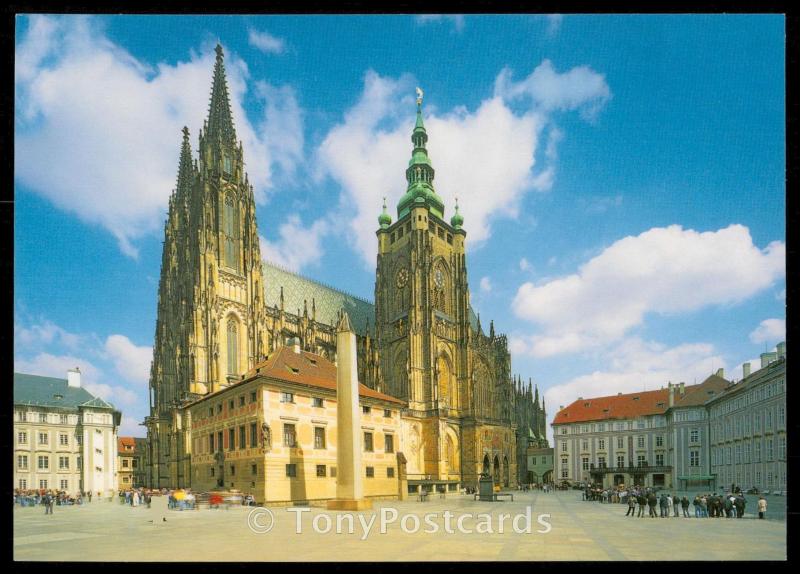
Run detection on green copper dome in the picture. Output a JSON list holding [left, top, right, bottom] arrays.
[[396, 99, 445, 220], [378, 197, 392, 228], [450, 198, 464, 229]]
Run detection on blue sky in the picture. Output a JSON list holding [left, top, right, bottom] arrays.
[[14, 14, 785, 440]]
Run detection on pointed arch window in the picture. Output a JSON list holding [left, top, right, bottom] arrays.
[[224, 194, 239, 270], [227, 318, 239, 375]]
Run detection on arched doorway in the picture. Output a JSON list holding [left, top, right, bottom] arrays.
[[614, 474, 625, 486], [503, 456, 510, 487], [493, 456, 500, 486]]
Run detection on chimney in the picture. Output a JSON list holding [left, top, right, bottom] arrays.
[[777, 342, 786, 359], [715, 368, 725, 379], [760, 352, 777, 368], [743, 362, 751, 378], [668, 382, 674, 407], [67, 367, 81, 388], [678, 382, 685, 395]]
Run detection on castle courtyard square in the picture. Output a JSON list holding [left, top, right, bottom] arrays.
[[14, 491, 786, 562]]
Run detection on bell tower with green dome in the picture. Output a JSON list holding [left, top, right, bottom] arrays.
[[374, 90, 475, 483]]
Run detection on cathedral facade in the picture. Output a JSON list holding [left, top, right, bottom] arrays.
[[144, 46, 546, 493]]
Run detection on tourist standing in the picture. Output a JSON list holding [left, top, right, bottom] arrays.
[[681, 495, 690, 517], [626, 494, 636, 516], [666, 493, 674, 517], [758, 496, 767, 519]]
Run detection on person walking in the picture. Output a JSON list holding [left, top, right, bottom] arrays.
[[667, 493, 674, 517], [724, 495, 733, 518], [626, 493, 636, 516], [700, 495, 708, 517], [638, 492, 647, 517], [758, 496, 767, 519], [87, 491, 92, 503], [659, 493, 668, 517], [673, 494, 680, 517]]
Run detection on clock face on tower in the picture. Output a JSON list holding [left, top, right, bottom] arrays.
[[396, 267, 409, 288], [434, 269, 444, 289]]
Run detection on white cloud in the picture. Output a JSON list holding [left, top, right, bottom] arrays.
[[415, 15, 465, 32], [480, 276, 492, 292], [513, 224, 785, 358], [494, 59, 611, 121], [247, 28, 286, 54], [519, 257, 531, 271], [15, 15, 302, 258], [259, 215, 330, 272], [749, 318, 785, 344], [103, 334, 152, 386], [543, 338, 724, 443], [317, 61, 608, 266], [15, 319, 81, 351]]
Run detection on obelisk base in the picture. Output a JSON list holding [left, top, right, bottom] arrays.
[[327, 498, 373, 511]]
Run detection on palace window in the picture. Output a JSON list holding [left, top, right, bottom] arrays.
[[239, 396, 245, 407], [364, 432, 374, 452], [250, 391, 257, 403], [316, 465, 327, 477], [59, 456, 70, 470], [18, 432, 27, 445], [60, 414, 68, 424], [384, 409, 392, 418], [366, 467, 375, 478], [250, 423, 258, 448], [281, 392, 294, 404], [314, 427, 326, 449], [689, 450, 699, 467], [655, 453, 664, 466], [617, 455, 625, 468], [598, 439, 605, 450], [252, 464, 258, 476], [637, 455, 646, 467], [39, 480, 48, 490], [239, 426, 246, 450], [362, 405, 371, 414], [387, 467, 395, 478], [617, 437, 624, 449], [655, 435, 663, 447], [285, 464, 297, 478], [637, 436, 645, 449], [582, 457, 589, 470], [690, 428, 699, 443], [598, 457, 606, 469], [385, 434, 394, 453], [39, 432, 49, 445], [38, 455, 49, 470], [17, 455, 28, 470], [283, 424, 297, 448], [312, 397, 324, 408], [209, 433, 215, 452], [40, 413, 48, 423]]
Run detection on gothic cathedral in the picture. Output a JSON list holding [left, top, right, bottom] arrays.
[[145, 45, 546, 490]]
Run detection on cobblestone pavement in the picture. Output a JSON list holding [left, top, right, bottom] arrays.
[[13, 491, 786, 561]]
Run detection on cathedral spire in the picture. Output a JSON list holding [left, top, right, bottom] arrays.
[[206, 43, 237, 147], [175, 126, 193, 197], [397, 87, 445, 220]]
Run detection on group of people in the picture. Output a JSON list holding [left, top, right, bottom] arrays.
[[14, 488, 96, 511], [520, 482, 555, 493], [577, 482, 772, 520], [118, 488, 153, 508]]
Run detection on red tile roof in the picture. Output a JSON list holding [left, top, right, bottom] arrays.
[[551, 375, 731, 426], [118, 436, 136, 451], [243, 346, 405, 405]]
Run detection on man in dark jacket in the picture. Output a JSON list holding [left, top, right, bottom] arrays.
[[681, 495, 690, 517], [659, 493, 668, 517], [638, 493, 647, 517], [734, 496, 745, 518], [724, 496, 733, 518], [647, 492, 658, 517]]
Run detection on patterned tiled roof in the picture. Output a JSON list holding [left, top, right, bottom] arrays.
[[242, 345, 405, 405], [118, 436, 136, 451], [14, 373, 115, 410], [262, 261, 375, 335]]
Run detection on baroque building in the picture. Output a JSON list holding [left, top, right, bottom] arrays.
[[144, 45, 545, 493], [14, 369, 121, 497]]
